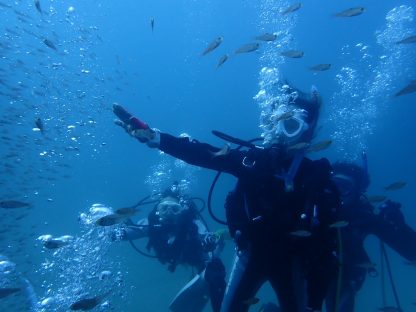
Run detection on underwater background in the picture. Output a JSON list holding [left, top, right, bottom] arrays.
[[0, 0, 415, 311]]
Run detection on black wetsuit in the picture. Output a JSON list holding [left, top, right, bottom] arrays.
[[147, 206, 207, 272], [158, 133, 341, 312], [326, 199, 416, 312], [146, 206, 226, 312]]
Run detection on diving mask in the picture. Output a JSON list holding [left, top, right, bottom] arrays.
[[156, 196, 185, 222], [272, 106, 309, 144]]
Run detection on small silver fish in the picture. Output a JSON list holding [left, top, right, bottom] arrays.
[[335, 7, 365, 17], [274, 111, 295, 121], [378, 306, 400, 312], [329, 220, 349, 228], [395, 80, 416, 97], [307, 140, 332, 153], [216, 54, 229, 68], [242, 297, 260, 306], [43, 38, 57, 51], [150, 17, 154, 32], [355, 262, 377, 270], [202, 37, 223, 56], [35, 117, 44, 133], [384, 181, 406, 191], [255, 33, 278, 42], [290, 230, 311, 237], [281, 3, 302, 15], [0, 287, 20, 299], [309, 64, 331, 71], [366, 195, 387, 203], [44, 239, 69, 249], [235, 43, 260, 54], [404, 260, 416, 267], [0, 200, 30, 209], [280, 50, 304, 58], [70, 291, 110, 311], [96, 214, 125, 226], [288, 142, 310, 151], [115, 207, 138, 217], [396, 35, 416, 44], [0, 2, 12, 8], [34, 0, 42, 14]]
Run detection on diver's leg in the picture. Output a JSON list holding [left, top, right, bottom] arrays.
[[220, 248, 264, 312], [268, 255, 300, 312], [325, 279, 337, 312], [169, 274, 209, 312], [204, 257, 226, 312], [305, 251, 337, 312], [337, 286, 356, 312], [326, 274, 362, 312]]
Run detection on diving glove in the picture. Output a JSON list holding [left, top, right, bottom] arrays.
[[113, 103, 160, 147], [379, 200, 404, 226]]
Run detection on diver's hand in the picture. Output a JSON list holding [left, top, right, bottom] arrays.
[[202, 233, 219, 252], [113, 103, 160, 147], [379, 200, 404, 226]]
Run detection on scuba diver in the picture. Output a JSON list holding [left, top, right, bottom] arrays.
[[326, 160, 416, 312], [112, 182, 226, 312], [112, 83, 341, 312]]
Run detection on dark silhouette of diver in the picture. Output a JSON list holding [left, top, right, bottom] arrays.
[[112, 84, 341, 312], [326, 160, 416, 312], [112, 183, 226, 312]]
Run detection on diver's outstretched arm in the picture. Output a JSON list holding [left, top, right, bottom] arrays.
[[113, 104, 247, 176], [372, 200, 416, 261], [112, 218, 149, 241]]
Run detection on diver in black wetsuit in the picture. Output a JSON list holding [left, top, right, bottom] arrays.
[[112, 84, 341, 312], [326, 161, 416, 312], [113, 183, 226, 312]]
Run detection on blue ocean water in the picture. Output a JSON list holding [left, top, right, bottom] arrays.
[[0, 0, 415, 311]]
